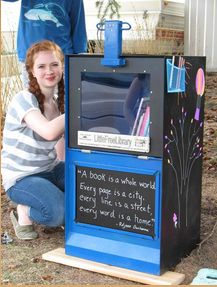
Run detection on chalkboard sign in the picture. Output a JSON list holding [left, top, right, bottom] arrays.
[[76, 166, 156, 237]]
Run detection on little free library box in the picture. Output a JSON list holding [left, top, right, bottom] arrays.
[[64, 54, 206, 276]]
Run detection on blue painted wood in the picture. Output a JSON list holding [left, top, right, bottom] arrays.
[[65, 149, 162, 275], [97, 20, 131, 67]]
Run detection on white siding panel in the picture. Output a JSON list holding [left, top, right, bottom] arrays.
[[205, 0, 215, 69], [185, 0, 217, 71], [212, 0, 217, 68], [196, 0, 205, 55]]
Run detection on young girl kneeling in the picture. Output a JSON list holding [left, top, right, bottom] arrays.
[[1, 40, 65, 240]]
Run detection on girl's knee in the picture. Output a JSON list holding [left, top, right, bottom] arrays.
[[48, 205, 65, 227], [30, 201, 65, 227], [51, 211, 65, 227]]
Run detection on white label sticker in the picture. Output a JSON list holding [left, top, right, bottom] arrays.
[[78, 131, 150, 153]]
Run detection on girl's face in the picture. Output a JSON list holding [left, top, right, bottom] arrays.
[[32, 50, 63, 92]]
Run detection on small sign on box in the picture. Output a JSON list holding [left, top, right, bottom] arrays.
[[78, 131, 150, 153]]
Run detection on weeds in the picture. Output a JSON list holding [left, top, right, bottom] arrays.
[[1, 31, 23, 118]]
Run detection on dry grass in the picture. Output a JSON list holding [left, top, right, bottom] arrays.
[[1, 31, 23, 118], [91, 37, 184, 55], [123, 38, 184, 55]]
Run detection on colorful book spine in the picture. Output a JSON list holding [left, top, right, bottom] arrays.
[[143, 110, 150, 137], [131, 97, 144, 135], [139, 106, 150, 136], [136, 112, 145, 136]]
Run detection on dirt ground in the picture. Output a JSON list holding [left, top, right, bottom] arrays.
[[1, 73, 217, 285]]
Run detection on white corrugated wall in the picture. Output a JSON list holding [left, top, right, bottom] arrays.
[[184, 0, 217, 72]]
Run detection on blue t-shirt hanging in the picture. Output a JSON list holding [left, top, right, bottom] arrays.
[[3, 0, 87, 61]]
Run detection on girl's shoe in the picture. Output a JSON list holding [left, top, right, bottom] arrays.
[[10, 210, 38, 240]]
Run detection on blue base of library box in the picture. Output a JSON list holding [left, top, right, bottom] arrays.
[[65, 149, 162, 275]]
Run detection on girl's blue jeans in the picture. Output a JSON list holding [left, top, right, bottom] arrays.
[[6, 162, 65, 227]]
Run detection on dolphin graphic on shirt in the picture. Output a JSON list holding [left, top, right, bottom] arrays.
[[24, 8, 63, 28]]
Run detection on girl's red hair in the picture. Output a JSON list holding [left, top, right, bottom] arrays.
[[25, 40, 64, 114]]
